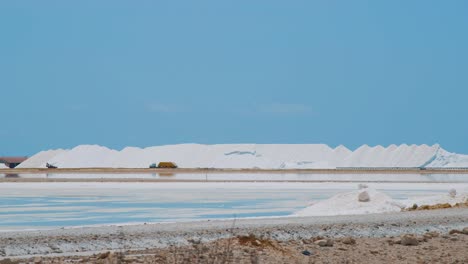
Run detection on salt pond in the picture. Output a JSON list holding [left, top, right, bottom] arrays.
[[1, 174, 467, 231]]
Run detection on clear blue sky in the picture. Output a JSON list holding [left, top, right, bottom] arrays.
[[1, 1, 467, 156]]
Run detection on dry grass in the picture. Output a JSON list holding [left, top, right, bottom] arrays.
[[405, 200, 468, 211]]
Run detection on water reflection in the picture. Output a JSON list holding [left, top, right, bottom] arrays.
[[0, 173, 467, 182], [4, 174, 19, 178]]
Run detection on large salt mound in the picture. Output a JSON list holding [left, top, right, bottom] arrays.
[[0, 163, 8, 169], [17, 143, 468, 169], [47, 145, 118, 168], [46, 144, 348, 169], [294, 188, 405, 216], [16, 149, 68, 168], [342, 144, 440, 167], [425, 148, 468, 167]]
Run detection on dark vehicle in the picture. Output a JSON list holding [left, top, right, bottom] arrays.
[[46, 163, 58, 169]]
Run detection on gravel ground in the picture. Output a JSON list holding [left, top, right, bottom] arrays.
[[9, 230, 465, 264], [0, 208, 467, 263]]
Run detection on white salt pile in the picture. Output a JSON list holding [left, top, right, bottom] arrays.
[[294, 188, 405, 216], [295, 187, 468, 217], [45, 145, 118, 168], [16, 143, 468, 169], [0, 163, 8, 169], [425, 148, 468, 167], [341, 144, 440, 167], [16, 149, 68, 169]]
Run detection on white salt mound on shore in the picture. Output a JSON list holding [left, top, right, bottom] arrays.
[[47, 145, 118, 168], [16, 143, 468, 169], [426, 148, 468, 167], [16, 149, 67, 168], [294, 189, 405, 216], [0, 163, 8, 169], [295, 188, 468, 217]]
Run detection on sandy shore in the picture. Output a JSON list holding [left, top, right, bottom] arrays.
[[1, 208, 467, 263]]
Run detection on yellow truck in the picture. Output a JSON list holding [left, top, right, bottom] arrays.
[[149, 162, 178, 168]]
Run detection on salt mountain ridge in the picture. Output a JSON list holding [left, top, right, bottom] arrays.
[[16, 144, 468, 169]]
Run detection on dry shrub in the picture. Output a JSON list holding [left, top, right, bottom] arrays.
[[237, 234, 282, 251]]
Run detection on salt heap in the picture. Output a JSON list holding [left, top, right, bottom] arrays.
[[0, 163, 8, 169], [294, 188, 405, 216], [16, 143, 468, 169], [16, 149, 68, 168], [342, 144, 440, 167], [47, 145, 118, 168], [425, 148, 468, 167]]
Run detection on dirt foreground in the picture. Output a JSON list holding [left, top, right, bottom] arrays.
[[2, 229, 468, 264]]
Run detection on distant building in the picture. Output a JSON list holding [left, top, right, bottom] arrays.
[[0, 157, 28, 168]]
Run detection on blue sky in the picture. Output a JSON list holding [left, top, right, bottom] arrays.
[[1, 1, 467, 156]]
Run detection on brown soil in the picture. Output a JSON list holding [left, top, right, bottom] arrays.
[[5, 229, 468, 264]]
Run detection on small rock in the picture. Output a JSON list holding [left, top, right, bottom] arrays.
[[188, 238, 201, 245], [341, 237, 356, 245], [424, 231, 439, 238], [315, 239, 327, 246], [253, 240, 262, 246], [417, 237, 427, 242], [313, 236, 324, 241], [98, 251, 110, 259], [358, 191, 370, 202], [301, 250, 312, 256], [449, 229, 461, 235], [450, 237, 459, 241], [33, 256, 42, 264], [315, 239, 333, 247], [463, 227, 468, 235], [401, 234, 419, 246]]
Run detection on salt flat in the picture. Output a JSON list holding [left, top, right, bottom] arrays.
[[0, 180, 467, 231]]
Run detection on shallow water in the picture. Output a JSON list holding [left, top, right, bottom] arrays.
[[0, 175, 467, 231]]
